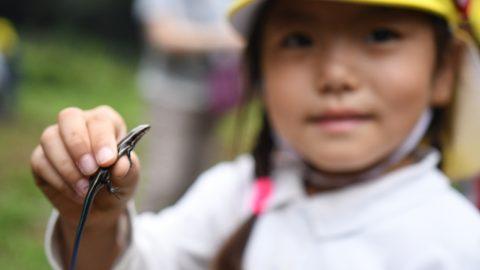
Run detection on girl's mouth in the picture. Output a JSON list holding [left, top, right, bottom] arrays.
[[307, 110, 374, 134]]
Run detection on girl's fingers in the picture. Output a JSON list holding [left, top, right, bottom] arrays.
[[57, 107, 97, 176], [86, 113, 119, 168], [111, 152, 140, 189], [86, 105, 127, 141], [40, 125, 86, 192], [31, 145, 83, 204]]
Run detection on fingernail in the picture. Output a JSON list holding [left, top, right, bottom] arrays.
[[75, 179, 89, 197], [79, 154, 98, 175], [97, 147, 115, 164]]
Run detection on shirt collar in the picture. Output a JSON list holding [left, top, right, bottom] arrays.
[[265, 149, 448, 238]]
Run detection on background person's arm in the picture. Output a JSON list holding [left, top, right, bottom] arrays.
[[144, 16, 243, 54]]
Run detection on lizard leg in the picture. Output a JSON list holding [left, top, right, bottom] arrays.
[[105, 174, 120, 199], [126, 149, 134, 170]]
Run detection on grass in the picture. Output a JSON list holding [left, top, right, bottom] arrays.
[[0, 30, 143, 269]]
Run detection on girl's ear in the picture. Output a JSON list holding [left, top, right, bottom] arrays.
[[431, 40, 465, 106]]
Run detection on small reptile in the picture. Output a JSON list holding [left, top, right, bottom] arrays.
[[68, 124, 150, 270]]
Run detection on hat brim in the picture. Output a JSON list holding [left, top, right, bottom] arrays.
[[228, 0, 460, 38], [471, 0, 480, 44]]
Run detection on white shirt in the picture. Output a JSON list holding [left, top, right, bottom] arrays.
[[45, 150, 480, 269]]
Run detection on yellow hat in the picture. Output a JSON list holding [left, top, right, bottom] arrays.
[[228, 0, 480, 180], [471, 0, 480, 43], [229, 0, 465, 37]]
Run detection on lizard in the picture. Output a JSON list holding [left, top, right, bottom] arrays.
[[68, 124, 150, 270]]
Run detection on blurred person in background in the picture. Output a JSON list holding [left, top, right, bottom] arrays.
[[133, 0, 243, 212], [0, 17, 19, 120]]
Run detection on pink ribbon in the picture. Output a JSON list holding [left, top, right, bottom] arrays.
[[251, 177, 273, 215]]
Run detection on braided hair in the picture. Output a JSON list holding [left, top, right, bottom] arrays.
[[211, 2, 273, 269], [212, 113, 274, 270]]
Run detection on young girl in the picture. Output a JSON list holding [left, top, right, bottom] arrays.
[[31, 0, 480, 269]]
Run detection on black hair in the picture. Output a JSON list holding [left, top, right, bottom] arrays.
[[428, 15, 455, 169], [212, 113, 274, 270], [212, 3, 454, 269], [211, 2, 272, 269]]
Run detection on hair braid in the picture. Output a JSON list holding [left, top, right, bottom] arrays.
[[212, 114, 274, 270]]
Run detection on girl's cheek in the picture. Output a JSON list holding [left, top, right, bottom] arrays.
[[264, 66, 311, 97], [370, 55, 431, 103]]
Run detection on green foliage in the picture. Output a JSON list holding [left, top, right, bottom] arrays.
[[20, 31, 142, 124], [0, 30, 143, 269]]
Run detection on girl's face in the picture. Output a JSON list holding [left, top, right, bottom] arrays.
[[261, 0, 455, 173]]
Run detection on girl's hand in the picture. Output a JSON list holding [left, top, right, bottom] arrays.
[[30, 105, 140, 229]]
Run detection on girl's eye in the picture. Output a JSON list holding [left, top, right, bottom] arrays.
[[280, 33, 313, 48], [366, 28, 400, 43]]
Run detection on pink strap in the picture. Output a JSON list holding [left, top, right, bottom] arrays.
[[251, 177, 273, 215], [455, 0, 471, 18]]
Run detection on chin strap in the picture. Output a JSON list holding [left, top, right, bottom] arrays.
[[304, 109, 433, 188]]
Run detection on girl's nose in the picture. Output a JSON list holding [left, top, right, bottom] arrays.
[[315, 47, 360, 95]]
